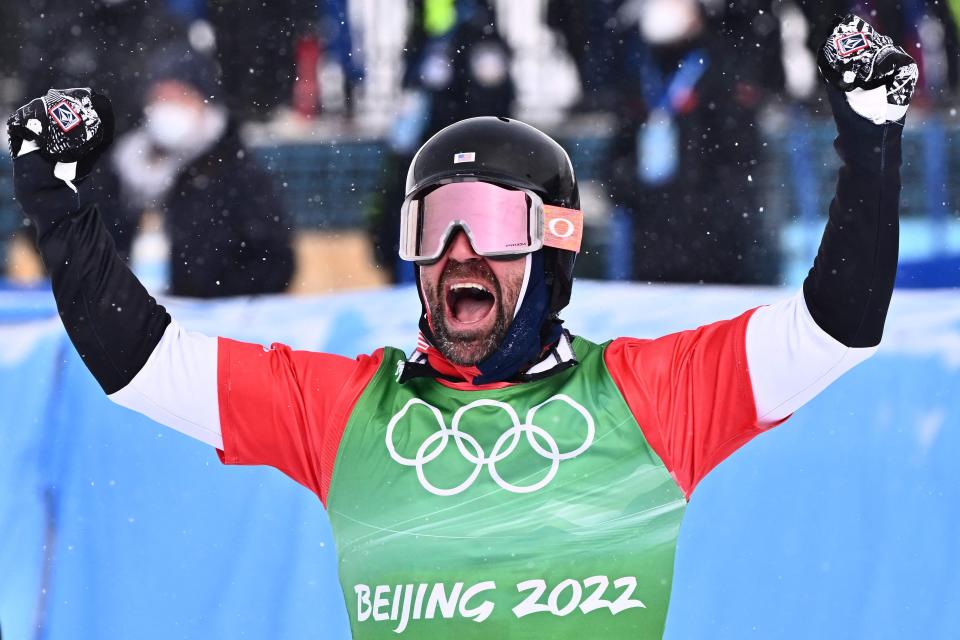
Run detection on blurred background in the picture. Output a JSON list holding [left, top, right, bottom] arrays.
[[0, 1, 958, 639], [0, 0, 958, 291]]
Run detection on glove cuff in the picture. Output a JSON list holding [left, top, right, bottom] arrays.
[[845, 86, 909, 125], [826, 85, 904, 174], [13, 152, 81, 239]]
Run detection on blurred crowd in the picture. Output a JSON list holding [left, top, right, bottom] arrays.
[[1, 0, 958, 294]]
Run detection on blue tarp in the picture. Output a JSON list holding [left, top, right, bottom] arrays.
[[1, 282, 958, 639]]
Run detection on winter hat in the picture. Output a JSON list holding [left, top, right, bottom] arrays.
[[147, 48, 222, 103]]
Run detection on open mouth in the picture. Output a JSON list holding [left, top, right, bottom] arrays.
[[445, 281, 496, 325]]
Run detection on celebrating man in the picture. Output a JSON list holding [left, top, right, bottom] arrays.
[[8, 16, 916, 639]]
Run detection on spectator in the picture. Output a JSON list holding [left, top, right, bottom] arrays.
[[605, 0, 779, 284], [547, 0, 628, 112], [0, 2, 22, 113], [18, 0, 190, 133], [107, 51, 295, 297], [10, 0, 192, 269], [401, 0, 514, 138], [206, 0, 318, 122], [701, 0, 785, 94], [317, 0, 365, 117], [370, 0, 515, 282]]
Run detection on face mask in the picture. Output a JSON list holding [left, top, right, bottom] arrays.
[[144, 103, 203, 152], [469, 44, 508, 88], [640, 0, 700, 46]]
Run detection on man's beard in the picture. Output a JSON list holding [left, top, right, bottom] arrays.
[[428, 261, 515, 366]]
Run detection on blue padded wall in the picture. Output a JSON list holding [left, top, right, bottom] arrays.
[[0, 283, 957, 639]]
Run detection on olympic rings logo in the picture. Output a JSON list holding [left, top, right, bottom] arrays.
[[385, 395, 595, 496]]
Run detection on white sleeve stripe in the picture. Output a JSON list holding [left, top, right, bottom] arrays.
[[746, 291, 877, 425], [108, 320, 222, 449], [754, 344, 875, 424], [110, 380, 224, 447]]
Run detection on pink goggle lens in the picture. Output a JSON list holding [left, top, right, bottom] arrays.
[[418, 182, 533, 258]]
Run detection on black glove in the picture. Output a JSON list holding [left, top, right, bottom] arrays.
[[817, 14, 918, 124], [7, 88, 114, 181], [7, 88, 114, 238]]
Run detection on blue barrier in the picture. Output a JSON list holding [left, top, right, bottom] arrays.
[[1, 282, 958, 639]]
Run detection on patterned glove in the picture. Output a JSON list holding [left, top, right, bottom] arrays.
[[817, 14, 918, 124], [7, 88, 114, 188]]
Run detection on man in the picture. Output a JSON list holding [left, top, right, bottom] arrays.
[[18, 0, 189, 132], [106, 50, 295, 297], [373, 0, 515, 281], [7, 16, 916, 639], [606, 0, 778, 284]]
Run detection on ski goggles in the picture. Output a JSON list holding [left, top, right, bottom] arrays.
[[399, 180, 583, 263]]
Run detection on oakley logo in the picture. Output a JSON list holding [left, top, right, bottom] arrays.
[[49, 100, 81, 132], [548, 217, 576, 239], [386, 395, 595, 496], [543, 205, 583, 253]]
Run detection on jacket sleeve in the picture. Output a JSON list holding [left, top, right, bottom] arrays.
[[745, 85, 902, 424], [15, 151, 372, 498], [606, 86, 904, 496], [216, 340, 383, 502], [16, 148, 174, 396], [605, 310, 760, 498], [16, 148, 229, 446]]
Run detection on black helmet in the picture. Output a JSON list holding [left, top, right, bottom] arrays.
[[405, 116, 580, 314]]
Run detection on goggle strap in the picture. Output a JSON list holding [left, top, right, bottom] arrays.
[[543, 205, 583, 253]]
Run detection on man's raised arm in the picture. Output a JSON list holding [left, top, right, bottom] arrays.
[[746, 14, 917, 424], [604, 15, 917, 496], [8, 89, 378, 502], [8, 89, 223, 446]]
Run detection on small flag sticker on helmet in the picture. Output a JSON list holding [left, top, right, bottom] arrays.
[[48, 100, 82, 133], [453, 152, 475, 164], [835, 32, 870, 58]]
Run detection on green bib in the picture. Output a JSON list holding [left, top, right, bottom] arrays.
[[327, 337, 686, 639]]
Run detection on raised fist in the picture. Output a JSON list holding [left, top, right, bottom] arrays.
[[8, 89, 114, 234], [7, 88, 114, 185], [817, 14, 918, 123]]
